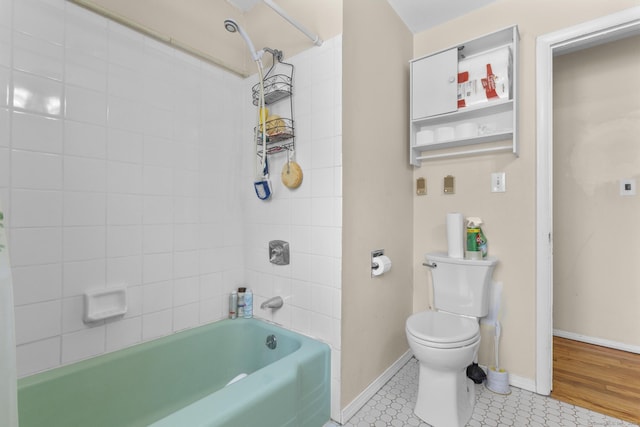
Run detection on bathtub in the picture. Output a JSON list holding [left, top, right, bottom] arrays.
[[17, 318, 330, 427]]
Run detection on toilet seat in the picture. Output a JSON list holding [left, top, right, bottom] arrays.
[[406, 311, 479, 349]]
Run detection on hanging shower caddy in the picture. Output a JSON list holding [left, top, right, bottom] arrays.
[[252, 49, 295, 156]]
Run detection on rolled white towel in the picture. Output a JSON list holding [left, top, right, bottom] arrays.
[[225, 373, 248, 387]]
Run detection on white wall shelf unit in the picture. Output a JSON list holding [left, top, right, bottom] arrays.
[[410, 25, 519, 165]]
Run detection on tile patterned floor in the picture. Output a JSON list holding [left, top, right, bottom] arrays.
[[341, 358, 637, 427]]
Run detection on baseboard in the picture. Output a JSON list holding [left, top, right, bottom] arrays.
[[553, 329, 640, 355], [340, 350, 413, 424], [508, 372, 536, 393]]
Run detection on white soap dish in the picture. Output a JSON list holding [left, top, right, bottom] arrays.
[[84, 286, 127, 323]]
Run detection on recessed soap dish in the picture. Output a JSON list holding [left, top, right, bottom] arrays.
[[84, 286, 127, 323]]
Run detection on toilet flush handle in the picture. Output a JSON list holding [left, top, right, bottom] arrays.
[[422, 262, 437, 268]]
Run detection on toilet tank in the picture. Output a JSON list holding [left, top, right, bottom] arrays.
[[426, 252, 497, 317]]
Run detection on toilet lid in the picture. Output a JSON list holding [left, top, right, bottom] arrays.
[[406, 311, 479, 345]]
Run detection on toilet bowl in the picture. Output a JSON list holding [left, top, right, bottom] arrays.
[[406, 310, 480, 427], [406, 252, 497, 427]]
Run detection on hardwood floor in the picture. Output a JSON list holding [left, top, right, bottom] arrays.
[[552, 336, 640, 424]]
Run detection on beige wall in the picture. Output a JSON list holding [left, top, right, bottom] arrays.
[[412, 0, 640, 380], [341, 0, 413, 408], [553, 35, 640, 346], [70, 0, 342, 76]]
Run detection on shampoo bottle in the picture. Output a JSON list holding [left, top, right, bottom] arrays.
[[244, 289, 253, 318], [237, 287, 246, 318]]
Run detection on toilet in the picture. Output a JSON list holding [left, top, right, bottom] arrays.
[[406, 252, 497, 427]]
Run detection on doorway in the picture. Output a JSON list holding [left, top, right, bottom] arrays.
[[535, 6, 640, 396], [550, 33, 640, 424]]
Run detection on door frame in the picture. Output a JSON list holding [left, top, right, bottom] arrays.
[[536, 6, 640, 395]]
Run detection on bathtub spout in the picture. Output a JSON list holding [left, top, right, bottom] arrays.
[[260, 296, 284, 310]]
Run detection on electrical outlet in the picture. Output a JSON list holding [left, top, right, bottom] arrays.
[[491, 172, 506, 193]]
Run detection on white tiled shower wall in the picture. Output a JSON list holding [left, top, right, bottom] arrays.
[[241, 37, 343, 418], [1, 0, 343, 417], [1, 0, 247, 376]]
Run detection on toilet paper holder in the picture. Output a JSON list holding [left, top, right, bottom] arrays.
[[371, 249, 384, 269], [371, 249, 392, 277]]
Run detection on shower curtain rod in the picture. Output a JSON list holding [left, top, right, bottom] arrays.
[[263, 0, 323, 47]]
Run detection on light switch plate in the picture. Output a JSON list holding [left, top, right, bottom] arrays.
[[491, 172, 506, 193]]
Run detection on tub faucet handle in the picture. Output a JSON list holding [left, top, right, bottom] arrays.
[[270, 247, 282, 262], [269, 240, 289, 265]]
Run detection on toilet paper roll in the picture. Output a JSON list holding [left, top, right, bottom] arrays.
[[416, 129, 435, 145], [372, 255, 392, 276], [436, 126, 455, 142], [446, 213, 464, 259], [454, 122, 478, 139]]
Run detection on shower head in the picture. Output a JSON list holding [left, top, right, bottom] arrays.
[[224, 19, 239, 33], [224, 18, 263, 62]]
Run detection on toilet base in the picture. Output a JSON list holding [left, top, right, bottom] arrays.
[[414, 361, 475, 427]]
